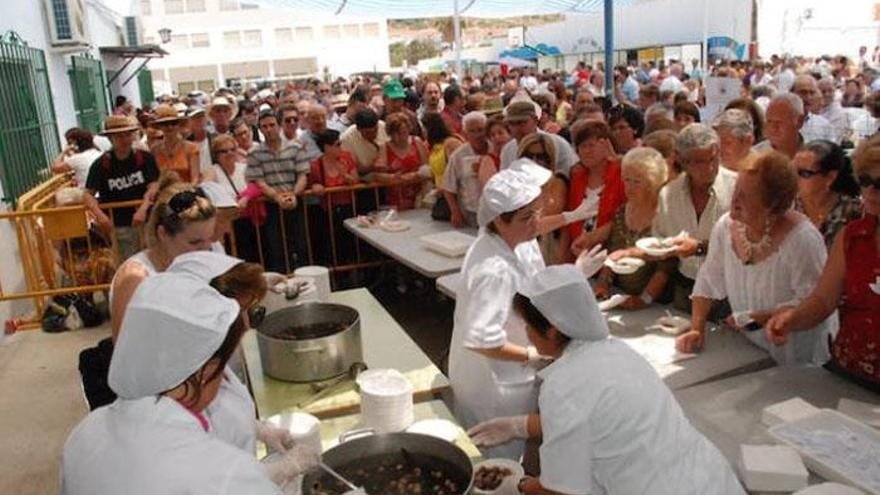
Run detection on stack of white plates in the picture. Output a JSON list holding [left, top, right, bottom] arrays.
[[356, 369, 414, 433]]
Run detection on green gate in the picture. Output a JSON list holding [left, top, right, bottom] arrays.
[[137, 68, 154, 104], [69, 54, 108, 134], [0, 31, 60, 205]]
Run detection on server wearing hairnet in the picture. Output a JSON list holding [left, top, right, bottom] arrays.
[[61, 273, 318, 494], [476, 265, 743, 495]]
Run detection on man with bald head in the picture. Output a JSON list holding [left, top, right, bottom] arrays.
[[298, 102, 328, 162], [791, 74, 838, 143], [816, 77, 849, 142], [754, 93, 805, 158]]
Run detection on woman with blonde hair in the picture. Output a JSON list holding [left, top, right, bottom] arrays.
[[594, 148, 676, 309], [516, 133, 567, 263]]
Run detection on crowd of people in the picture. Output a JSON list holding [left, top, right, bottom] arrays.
[[54, 48, 880, 494]]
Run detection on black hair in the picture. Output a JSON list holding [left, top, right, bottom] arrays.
[[275, 103, 298, 123], [608, 104, 646, 138], [354, 108, 379, 129], [421, 111, 453, 147], [443, 85, 463, 106], [314, 128, 341, 152], [350, 87, 368, 104], [115, 95, 127, 107], [512, 293, 571, 344], [64, 127, 96, 152], [238, 99, 256, 113], [258, 109, 277, 123], [803, 140, 861, 197]]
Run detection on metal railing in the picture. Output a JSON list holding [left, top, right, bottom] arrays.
[[0, 174, 430, 329]]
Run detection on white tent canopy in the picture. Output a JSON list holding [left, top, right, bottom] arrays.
[[251, 0, 636, 18]]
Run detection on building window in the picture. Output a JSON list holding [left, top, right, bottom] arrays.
[[362, 23, 379, 38], [342, 24, 360, 38], [191, 33, 210, 48], [178, 81, 196, 94], [197, 80, 216, 92], [164, 0, 184, 14], [170, 34, 189, 49], [223, 31, 241, 48], [294, 27, 313, 41], [323, 25, 340, 39], [275, 28, 292, 46], [218, 0, 238, 10], [186, 0, 205, 12], [139, 0, 152, 15], [243, 30, 262, 48]]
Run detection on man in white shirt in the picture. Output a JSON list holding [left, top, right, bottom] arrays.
[[340, 108, 388, 177], [775, 60, 796, 93], [817, 77, 850, 142], [277, 104, 300, 149], [792, 75, 838, 144], [754, 94, 807, 158], [499, 100, 577, 175], [658, 63, 684, 95], [652, 124, 737, 313], [442, 112, 489, 228]]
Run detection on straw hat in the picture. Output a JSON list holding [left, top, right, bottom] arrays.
[[100, 115, 140, 135], [152, 104, 185, 124], [207, 96, 238, 118], [330, 93, 350, 109]]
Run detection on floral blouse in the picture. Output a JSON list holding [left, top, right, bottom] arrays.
[[795, 194, 862, 248]]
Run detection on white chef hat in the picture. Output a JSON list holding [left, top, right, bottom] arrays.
[[167, 251, 243, 283], [108, 272, 241, 399], [199, 181, 237, 209], [477, 159, 551, 228], [520, 265, 609, 341]]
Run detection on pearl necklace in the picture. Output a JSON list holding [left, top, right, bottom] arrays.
[[734, 217, 774, 265]]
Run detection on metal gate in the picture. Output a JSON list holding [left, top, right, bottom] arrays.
[[0, 31, 60, 205], [69, 54, 108, 134]]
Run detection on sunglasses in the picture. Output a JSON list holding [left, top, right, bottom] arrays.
[[216, 148, 236, 155], [168, 188, 207, 214], [796, 169, 826, 179], [284, 117, 298, 124], [523, 151, 550, 162], [857, 174, 880, 190]]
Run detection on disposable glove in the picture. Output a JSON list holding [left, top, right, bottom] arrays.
[[467, 416, 529, 447], [561, 198, 594, 224], [264, 444, 321, 485], [575, 244, 608, 279], [256, 420, 295, 453], [525, 345, 554, 370]]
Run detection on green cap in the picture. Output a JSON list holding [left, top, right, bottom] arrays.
[[383, 80, 406, 99]]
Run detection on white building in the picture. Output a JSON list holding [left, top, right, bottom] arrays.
[[1, 0, 147, 325], [138, 0, 391, 95]]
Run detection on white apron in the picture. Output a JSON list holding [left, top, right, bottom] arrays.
[[61, 396, 280, 495], [449, 233, 545, 460]]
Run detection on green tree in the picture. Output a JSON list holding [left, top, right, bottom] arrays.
[[390, 41, 407, 67], [389, 38, 440, 67]]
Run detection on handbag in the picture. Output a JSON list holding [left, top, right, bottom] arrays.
[[431, 193, 452, 221]]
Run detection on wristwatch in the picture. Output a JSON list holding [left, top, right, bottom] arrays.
[[695, 240, 708, 257]]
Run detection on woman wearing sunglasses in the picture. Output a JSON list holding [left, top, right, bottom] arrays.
[[768, 135, 880, 391], [792, 140, 862, 247], [517, 133, 567, 264], [149, 104, 201, 184]]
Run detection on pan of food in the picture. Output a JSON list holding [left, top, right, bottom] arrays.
[[255, 302, 363, 382], [302, 430, 473, 495]]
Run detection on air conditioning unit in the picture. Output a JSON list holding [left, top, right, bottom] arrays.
[[123, 16, 143, 46], [44, 0, 90, 49]]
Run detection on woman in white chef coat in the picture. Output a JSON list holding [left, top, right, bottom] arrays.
[[167, 251, 297, 464], [481, 265, 743, 495], [61, 272, 319, 494], [448, 158, 555, 460]]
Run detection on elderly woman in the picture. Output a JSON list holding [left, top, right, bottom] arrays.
[[677, 151, 835, 365], [309, 128, 360, 264], [150, 104, 200, 183], [768, 135, 880, 389], [568, 121, 627, 258], [470, 266, 743, 495], [793, 140, 862, 247], [608, 104, 645, 155], [724, 98, 765, 143], [478, 114, 512, 187], [62, 273, 318, 494], [375, 111, 430, 210], [642, 129, 681, 181], [594, 148, 675, 308], [713, 108, 756, 172], [516, 133, 569, 263], [673, 101, 701, 130]]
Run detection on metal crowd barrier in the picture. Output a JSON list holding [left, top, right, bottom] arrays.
[[0, 175, 429, 329]]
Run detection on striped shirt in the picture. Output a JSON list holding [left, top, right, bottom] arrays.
[[245, 141, 310, 192]]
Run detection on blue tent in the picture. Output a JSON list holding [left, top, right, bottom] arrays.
[[498, 43, 562, 60]]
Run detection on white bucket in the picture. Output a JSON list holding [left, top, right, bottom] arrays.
[[294, 266, 331, 302], [356, 369, 414, 433]]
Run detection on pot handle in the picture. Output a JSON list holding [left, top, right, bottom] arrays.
[[338, 427, 375, 444]]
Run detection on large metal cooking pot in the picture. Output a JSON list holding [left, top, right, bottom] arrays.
[[302, 431, 473, 495], [255, 302, 363, 382]]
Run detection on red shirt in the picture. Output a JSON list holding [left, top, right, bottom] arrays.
[[832, 214, 880, 385], [379, 137, 424, 210], [309, 151, 359, 207], [566, 160, 626, 239], [441, 107, 463, 135]]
